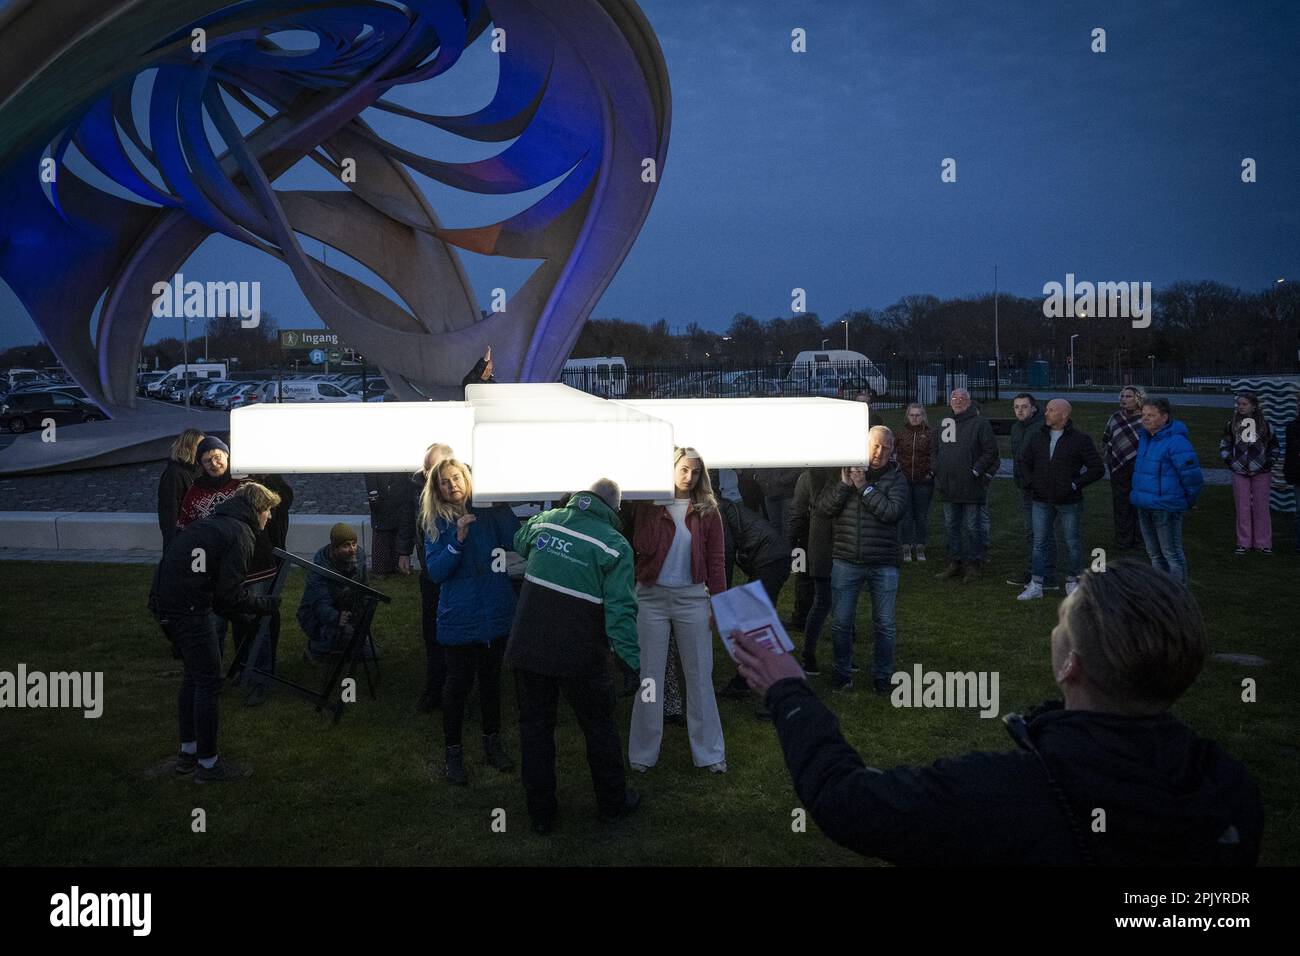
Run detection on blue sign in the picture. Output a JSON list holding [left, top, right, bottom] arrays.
[[308, 349, 326, 365]]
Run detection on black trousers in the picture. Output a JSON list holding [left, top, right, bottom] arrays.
[[1111, 460, 1139, 548], [165, 613, 222, 760], [792, 572, 815, 629], [419, 573, 447, 700], [441, 635, 506, 746], [755, 559, 790, 608], [514, 666, 625, 821]]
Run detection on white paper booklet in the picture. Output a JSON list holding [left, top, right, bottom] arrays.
[[711, 580, 796, 661]]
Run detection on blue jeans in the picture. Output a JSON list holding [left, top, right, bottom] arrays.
[[1138, 509, 1188, 584], [899, 479, 934, 546], [1032, 501, 1082, 581], [830, 560, 899, 682], [1018, 488, 1058, 583], [942, 502, 986, 563]]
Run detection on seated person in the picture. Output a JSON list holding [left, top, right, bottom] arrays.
[[297, 523, 370, 663]]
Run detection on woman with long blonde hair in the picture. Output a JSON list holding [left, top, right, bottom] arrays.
[[626, 447, 729, 773], [413, 443, 454, 712], [157, 428, 204, 547], [422, 458, 521, 785]]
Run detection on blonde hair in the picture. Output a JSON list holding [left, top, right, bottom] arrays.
[[904, 403, 929, 427], [170, 428, 205, 465], [235, 481, 282, 513], [675, 446, 718, 515], [421, 458, 472, 533]]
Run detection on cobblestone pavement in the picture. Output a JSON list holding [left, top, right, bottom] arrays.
[[0, 461, 370, 513]]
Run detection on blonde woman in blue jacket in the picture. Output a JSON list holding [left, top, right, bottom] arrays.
[[422, 459, 521, 785]]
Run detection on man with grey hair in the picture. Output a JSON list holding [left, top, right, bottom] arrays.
[[1017, 399, 1104, 600], [505, 479, 642, 835]]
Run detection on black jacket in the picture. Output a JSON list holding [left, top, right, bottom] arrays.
[[790, 468, 838, 578], [1285, 419, 1300, 486], [151, 496, 277, 618], [157, 459, 199, 546], [719, 499, 788, 577], [1020, 421, 1105, 505], [767, 681, 1263, 866], [366, 472, 416, 537], [932, 407, 999, 504], [246, 473, 293, 574], [461, 357, 495, 394], [1009, 408, 1047, 490], [815, 463, 907, 567]]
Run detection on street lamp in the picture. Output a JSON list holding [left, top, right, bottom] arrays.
[[1148, 353, 1156, 387], [842, 320, 849, 351], [1069, 333, 1080, 389], [821, 338, 829, 350]]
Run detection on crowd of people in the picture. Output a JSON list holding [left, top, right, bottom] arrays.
[[144, 368, 1293, 859]]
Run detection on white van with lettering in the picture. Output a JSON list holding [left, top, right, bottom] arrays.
[[276, 381, 360, 403]]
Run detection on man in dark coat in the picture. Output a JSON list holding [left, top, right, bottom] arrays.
[[461, 346, 495, 395], [1007, 394, 1055, 588], [815, 427, 908, 694], [732, 559, 1263, 866], [1017, 399, 1104, 601], [365, 471, 415, 576], [931, 388, 999, 582], [152, 482, 282, 782]]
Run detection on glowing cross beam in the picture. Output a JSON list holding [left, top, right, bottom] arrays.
[[230, 383, 870, 502]]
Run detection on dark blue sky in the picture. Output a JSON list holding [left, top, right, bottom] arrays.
[[2, 0, 1297, 350]]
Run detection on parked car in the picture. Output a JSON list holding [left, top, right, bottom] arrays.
[[137, 372, 167, 396], [220, 382, 265, 410], [1, 391, 104, 433], [15, 385, 90, 402], [201, 381, 241, 407], [704, 371, 785, 398]]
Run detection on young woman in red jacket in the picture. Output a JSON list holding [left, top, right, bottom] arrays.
[[627, 447, 729, 773]]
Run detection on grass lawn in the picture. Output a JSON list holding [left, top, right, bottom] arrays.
[[1, 479, 1296, 866]]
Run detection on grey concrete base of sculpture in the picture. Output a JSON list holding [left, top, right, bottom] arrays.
[[0, 404, 229, 476]]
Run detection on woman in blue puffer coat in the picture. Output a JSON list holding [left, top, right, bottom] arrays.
[[1129, 397, 1204, 585], [422, 458, 520, 785]]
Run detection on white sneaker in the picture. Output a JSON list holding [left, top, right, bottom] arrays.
[[629, 763, 649, 773], [914, 546, 926, 562], [705, 761, 727, 774], [902, 546, 913, 562], [1065, 578, 1079, 596], [1016, 581, 1044, 601]]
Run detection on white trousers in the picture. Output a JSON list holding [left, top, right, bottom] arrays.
[[628, 582, 725, 767]]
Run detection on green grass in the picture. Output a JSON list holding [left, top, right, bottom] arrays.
[[1, 480, 1296, 865]]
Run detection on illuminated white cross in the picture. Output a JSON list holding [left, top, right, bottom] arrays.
[[231, 383, 870, 503]]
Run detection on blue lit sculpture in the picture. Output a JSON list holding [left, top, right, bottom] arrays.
[[0, 0, 670, 413]]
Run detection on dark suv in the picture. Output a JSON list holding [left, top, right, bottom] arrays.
[[1, 391, 104, 433]]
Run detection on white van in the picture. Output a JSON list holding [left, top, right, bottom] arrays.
[[146, 363, 227, 397], [785, 350, 888, 398], [562, 356, 627, 397], [273, 380, 359, 403]]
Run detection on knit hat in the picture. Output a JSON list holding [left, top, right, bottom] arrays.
[[196, 435, 230, 459], [330, 522, 358, 547]]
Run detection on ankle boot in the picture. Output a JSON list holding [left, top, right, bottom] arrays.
[[483, 733, 515, 773], [937, 560, 963, 580], [444, 744, 468, 785]]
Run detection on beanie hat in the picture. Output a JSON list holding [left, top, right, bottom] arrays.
[[196, 435, 230, 459], [330, 522, 358, 547]]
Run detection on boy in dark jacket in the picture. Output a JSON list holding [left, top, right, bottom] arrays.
[[814, 427, 908, 694], [733, 559, 1263, 866], [1017, 400, 1104, 601], [931, 389, 998, 582], [297, 523, 370, 662], [154, 483, 282, 783], [1007, 395, 1056, 587]]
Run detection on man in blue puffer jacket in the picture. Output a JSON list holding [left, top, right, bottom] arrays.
[[424, 458, 521, 784], [1130, 397, 1204, 585]]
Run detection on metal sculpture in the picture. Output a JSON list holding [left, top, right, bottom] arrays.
[[0, 0, 670, 414]]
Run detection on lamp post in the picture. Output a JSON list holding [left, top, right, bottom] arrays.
[[1069, 334, 1080, 389], [1148, 353, 1156, 387], [842, 320, 849, 351]]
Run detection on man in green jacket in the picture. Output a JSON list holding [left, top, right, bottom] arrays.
[[1007, 393, 1057, 589], [505, 479, 641, 835]]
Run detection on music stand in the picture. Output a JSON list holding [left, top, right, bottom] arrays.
[[229, 547, 391, 723]]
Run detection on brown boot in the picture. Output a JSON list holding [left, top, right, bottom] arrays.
[[962, 561, 983, 583], [936, 561, 963, 581]]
